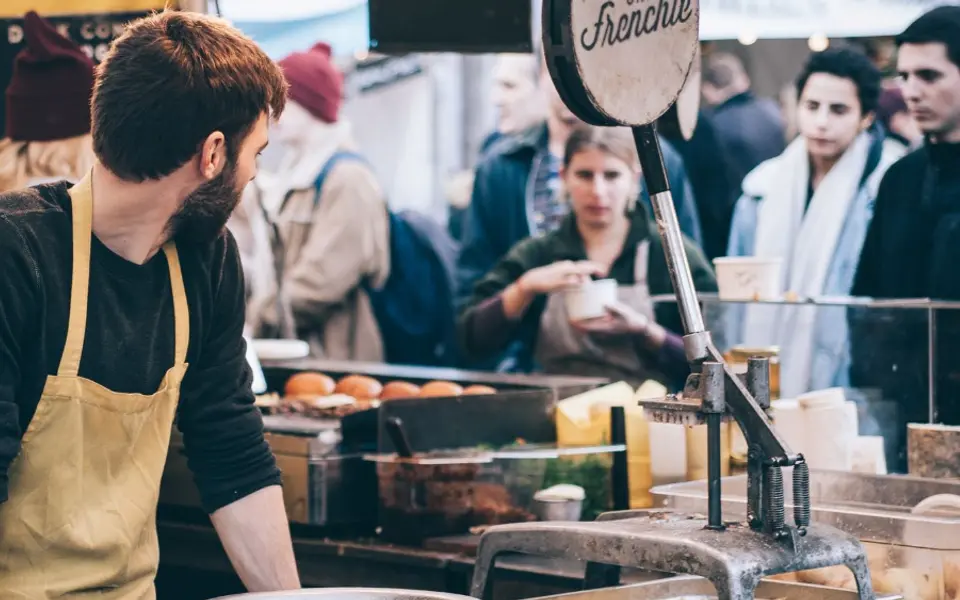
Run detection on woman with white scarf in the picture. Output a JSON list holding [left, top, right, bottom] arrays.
[[726, 47, 906, 398]]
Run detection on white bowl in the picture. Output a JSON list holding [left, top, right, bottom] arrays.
[[564, 278, 618, 321], [252, 338, 310, 360], [712, 257, 783, 301]]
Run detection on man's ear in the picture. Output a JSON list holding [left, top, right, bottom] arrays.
[[198, 131, 227, 180]]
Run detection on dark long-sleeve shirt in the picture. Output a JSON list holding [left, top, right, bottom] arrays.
[[0, 182, 281, 512]]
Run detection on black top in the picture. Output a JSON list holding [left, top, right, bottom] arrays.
[[0, 182, 281, 512], [853, 141, 960, 300], [850, 141, 960, 452]]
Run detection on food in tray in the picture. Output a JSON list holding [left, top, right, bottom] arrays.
[[419, 381, 464, 397], [463, 384, 497, 395], [284, 371, 336, 397], [254, 392, 281, 409], [376, 453, 535, 543], [380, 380, 422, 400], [794, 543, 950, 600], [335, 374, 384, 399], [266, 372, 502, 419]]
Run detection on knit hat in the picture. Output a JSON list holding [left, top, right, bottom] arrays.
[[278, 42, 343, 124], [4, 11, 95, 142]]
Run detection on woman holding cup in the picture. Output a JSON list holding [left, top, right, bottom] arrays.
[[458, 125, 716, 388]]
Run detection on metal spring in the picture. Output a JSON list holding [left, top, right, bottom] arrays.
[[793, 461, 811, 531], [764, 466, 785, 532]]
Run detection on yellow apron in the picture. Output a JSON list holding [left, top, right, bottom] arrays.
[[0, 173, 189, 599]]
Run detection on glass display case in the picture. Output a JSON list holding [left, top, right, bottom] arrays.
[[650, 294, 960, 474]]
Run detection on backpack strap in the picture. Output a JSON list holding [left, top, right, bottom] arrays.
[[312, 151, 369, 208]]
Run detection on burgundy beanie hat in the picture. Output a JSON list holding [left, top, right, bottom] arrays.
[[278, 42, 344, 124], [5, 11, 96, 142]]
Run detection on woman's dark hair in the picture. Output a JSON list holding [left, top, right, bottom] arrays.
[[896, 5, 960, 69], [795, 47, 882, 116]]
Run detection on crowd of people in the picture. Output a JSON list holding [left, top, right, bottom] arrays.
[[0, 5, 959, 594], [4, 6, 960, 412]]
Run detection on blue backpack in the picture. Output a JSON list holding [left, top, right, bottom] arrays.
[[313, 152, 460, 367]]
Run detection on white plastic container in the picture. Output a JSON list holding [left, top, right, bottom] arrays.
[[712, 257, 783, 301], [564, 278, 618, 321]]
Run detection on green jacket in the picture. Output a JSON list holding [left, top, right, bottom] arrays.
[[457, 208, 717, 367]]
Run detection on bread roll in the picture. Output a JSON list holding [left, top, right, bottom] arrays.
[[420, 381, 464, 397], [284, 372, 336, 397], [335, 375, 384, 400], [463, 385, 497, 395], [381, 381, 421, 400]]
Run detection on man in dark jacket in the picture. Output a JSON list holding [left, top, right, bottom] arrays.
[[851, 5, 960, 467], [702, 53, 786, 188]]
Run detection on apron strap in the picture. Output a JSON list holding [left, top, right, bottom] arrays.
[[162, 243, 190, 366], [633, 239, 651, 285], [59, 173, 95, 377], [60, 171, 191, 375]]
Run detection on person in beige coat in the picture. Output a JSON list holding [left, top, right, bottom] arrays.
[[230, 43, 390, 361]]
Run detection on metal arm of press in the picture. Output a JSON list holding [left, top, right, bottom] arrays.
[[632, 125, 811, 537]]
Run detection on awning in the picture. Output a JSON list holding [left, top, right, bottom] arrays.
[[700, 0, 960, 40], [215, 0, 370, 58]]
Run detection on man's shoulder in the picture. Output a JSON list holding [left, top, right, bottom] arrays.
[[0, 181, 71, 222], [876, 146, 928, 201], [0, 182, 72, 258]]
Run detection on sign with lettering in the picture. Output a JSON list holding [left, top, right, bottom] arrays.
[[544, 0, 699, 127]]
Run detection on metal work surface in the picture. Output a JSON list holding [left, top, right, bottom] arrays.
[[530, 575, 902, 600], [653, 471, 960, 549], [470, 512, 874, 600]]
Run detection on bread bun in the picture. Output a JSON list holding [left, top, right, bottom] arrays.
[[284, 372, 336, 397], [463, 384, 497, 395], [420, 381, 464, 397], [380, 381, 421, 400], [335, 374, 384, 400]]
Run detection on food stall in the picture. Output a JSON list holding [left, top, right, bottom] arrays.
[[156, 358, 648, 599], [159, 0, 957, 597]]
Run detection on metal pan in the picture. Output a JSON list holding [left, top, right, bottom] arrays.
[[530, 575, 903, 600]]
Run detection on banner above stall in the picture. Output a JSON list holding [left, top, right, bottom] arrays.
[[699, 0, 960, 40]]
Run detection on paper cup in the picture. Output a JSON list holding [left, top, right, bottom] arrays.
[[564, 279, 618, 321], [712, 257, 783, 301]]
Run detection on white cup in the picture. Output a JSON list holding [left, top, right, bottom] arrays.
[[712, 257, 783, 301], [564, 278, 618, 321]]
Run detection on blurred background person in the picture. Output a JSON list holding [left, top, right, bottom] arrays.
[[230, 42, 391, 361], [852, 6, 960, 442], [458, 125, 715, 388], [448, 53, 546, 241], [702, 52, 787, 188], [727, 47, 904, 397], [0, 11, 96, 193], [877, 86, 924, 149]]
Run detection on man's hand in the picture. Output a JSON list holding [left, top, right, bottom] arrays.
[[210, 486, 300, 592]]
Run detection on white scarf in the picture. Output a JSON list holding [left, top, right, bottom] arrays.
[[744, 131, 872, 397]]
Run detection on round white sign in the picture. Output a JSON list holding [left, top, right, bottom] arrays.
[[568, 0, 700, 126]]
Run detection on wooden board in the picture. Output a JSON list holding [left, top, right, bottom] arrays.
[[908, 423, 960, 479]]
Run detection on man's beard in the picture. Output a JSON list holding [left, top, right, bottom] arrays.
[[166, 161, 243, 246]]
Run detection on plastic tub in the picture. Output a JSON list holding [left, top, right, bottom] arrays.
[[712, 257, 783, 301]]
